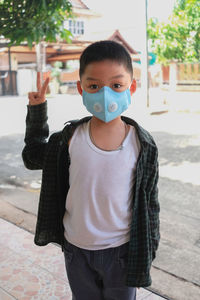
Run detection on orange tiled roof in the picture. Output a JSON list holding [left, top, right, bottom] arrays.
[[109, 30, 138, 55]]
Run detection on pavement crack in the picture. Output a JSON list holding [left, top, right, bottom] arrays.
[[153, 266, 200, 288], [11, 203, 37, 217]]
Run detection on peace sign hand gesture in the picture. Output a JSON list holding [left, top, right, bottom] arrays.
[[28, 72, 50, 106]]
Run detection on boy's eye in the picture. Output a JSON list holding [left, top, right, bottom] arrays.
[[89, 84, 99, 89], [113, 83, 121, 89]]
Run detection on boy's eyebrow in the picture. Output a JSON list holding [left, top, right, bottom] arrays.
[[110, 74, 125, 79], [86, 74, 125, 81], [86, 77, 98, 81]]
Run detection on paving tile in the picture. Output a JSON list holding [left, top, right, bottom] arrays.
[[0, 249, 72, 300], [0, 287, 16, 300], [0, 218, 166, 300], [0, 219, 72, 300], [0, 218, 67, 282]]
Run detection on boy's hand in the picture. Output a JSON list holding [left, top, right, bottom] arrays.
[[28, 72, 49, 106]]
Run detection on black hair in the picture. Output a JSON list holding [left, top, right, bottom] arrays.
[[79, 40, 133, 79]]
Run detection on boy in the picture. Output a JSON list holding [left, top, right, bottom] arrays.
[[23, 40, 160, 300]]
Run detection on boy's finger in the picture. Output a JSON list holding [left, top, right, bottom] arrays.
[[37, 72, 42, 91], [28, 91, 39, 99], [40, 77, 50, 98]]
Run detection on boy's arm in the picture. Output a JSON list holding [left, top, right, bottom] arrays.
[[22, 101, 49, 170], [22, 72, 50, 170], [148, 161, 160, 261]]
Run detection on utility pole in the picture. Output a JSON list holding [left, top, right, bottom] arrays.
[[36, 41, 46, 84], [140, 0, 149, 107], [8, 47, 14, 95]]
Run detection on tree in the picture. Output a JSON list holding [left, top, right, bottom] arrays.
[[147, 0, 200, 64], [0, 0, 73, 48], [0, 0, 73, 72]]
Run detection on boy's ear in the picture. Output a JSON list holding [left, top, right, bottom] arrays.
[[130, 79, 137, 95], [77, 81, 83, 95]]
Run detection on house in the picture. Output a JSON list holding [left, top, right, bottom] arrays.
[[56, 29, 141, 94], [0, 0, 140, 95], [0, 0, 101, 95]]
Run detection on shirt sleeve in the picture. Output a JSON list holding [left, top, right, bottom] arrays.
[[22, 101, 49, 170]]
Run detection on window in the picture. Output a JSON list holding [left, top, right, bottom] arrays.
[[67, 19, 84, 36]]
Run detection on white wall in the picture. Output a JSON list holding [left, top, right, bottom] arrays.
[[17, 69, 37, 96]]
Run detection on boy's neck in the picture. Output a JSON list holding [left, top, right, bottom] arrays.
[[91, 116, 124, 131], [90, 116, 129, 151]]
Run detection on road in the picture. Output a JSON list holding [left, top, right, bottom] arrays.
[[0, 89, 200, 299]]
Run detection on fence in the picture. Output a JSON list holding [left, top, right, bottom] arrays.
[[162, 63, 200, 85], [177, 63, 200, 84]]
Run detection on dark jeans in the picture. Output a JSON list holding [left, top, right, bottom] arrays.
[[63, 238, 136, 300]]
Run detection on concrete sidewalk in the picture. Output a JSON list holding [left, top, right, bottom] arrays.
[[0, 218, 168, 300]]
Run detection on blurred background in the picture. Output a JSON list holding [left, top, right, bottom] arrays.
[[0, 1, 200, 299]]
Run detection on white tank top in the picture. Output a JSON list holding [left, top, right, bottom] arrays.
[[63, 120, 140, 250]]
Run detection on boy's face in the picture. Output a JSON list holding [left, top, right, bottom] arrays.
[[77, 59, 136, 95]]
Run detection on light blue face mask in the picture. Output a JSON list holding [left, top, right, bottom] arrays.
[[82, 86, 131, 123]]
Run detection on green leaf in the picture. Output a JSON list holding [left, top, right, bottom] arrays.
[[147, 0, 200, 63], [1, 0, 73, 46]]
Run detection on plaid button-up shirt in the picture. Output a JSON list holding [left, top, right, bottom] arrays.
[[22, 101, 160, 287]]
